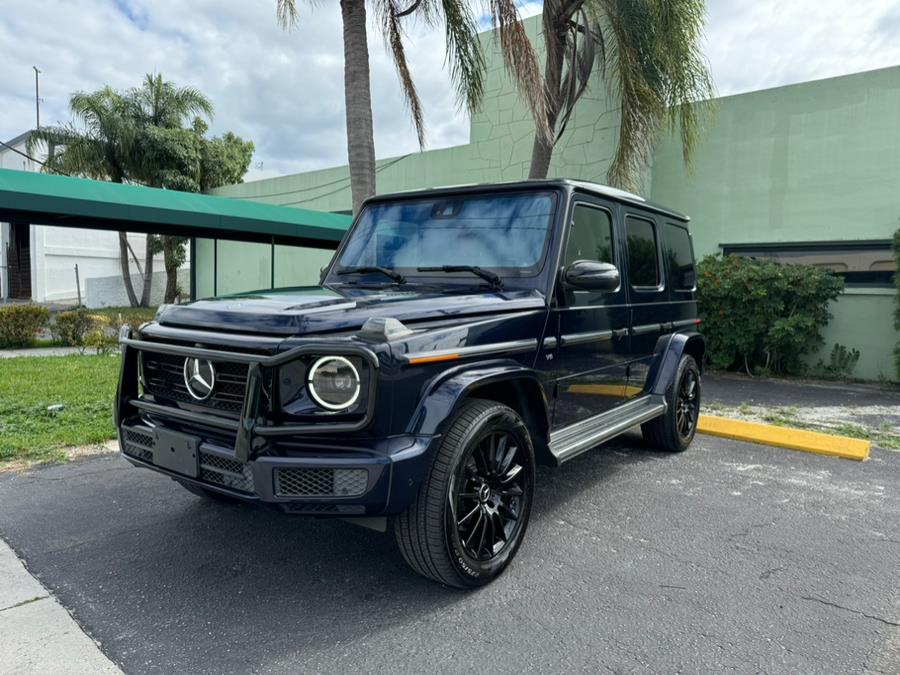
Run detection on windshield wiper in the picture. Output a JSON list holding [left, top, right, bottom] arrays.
[[336, 266, 406, 284], [416, 265, 503, 290]]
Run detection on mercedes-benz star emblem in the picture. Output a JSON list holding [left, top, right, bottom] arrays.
[[183, 358, 216, 400]]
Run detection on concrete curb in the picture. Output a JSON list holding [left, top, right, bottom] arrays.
[[697, 414, 870, 461], [0, 539, 122, 674]]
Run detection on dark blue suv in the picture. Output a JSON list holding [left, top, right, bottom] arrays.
[[116, 180, 704, 587]]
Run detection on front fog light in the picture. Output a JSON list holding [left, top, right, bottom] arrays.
[[307, 356, 361, 410]]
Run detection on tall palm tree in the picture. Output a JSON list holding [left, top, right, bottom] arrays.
[[523, 0, 715, 190], [28, 88, 146, 306], [29, 76, 216, 306], [277, 0, 546, 214]]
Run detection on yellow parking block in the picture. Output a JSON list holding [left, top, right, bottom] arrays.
[[697, 415, 870, 461]]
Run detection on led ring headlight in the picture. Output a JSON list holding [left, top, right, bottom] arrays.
[[307, 356, 361, 411]]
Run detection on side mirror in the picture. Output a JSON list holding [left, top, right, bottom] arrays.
[[564, 260, 620, 292]]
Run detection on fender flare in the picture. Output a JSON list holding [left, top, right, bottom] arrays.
[[644, 331, 706, 397], [405, 360, 551, 442]]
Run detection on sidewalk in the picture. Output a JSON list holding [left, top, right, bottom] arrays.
[[0, 346, 86, 358], [0, 539, 121, 674]]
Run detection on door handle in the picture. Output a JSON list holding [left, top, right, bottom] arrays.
[[612, 328, 628, 340]]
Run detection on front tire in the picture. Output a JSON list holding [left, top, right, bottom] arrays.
[[641, 354, 701, 452], [394, 399, 535, 588]]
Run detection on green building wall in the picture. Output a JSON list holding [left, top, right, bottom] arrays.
[[211, 16, 899, 381]]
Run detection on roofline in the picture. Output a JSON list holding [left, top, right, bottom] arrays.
[[2, 130, 34, 148], [364, 178, 689, 222]]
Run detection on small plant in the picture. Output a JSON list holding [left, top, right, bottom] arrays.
[[814, 344, 861, 379], [0, 304, 50, 348]]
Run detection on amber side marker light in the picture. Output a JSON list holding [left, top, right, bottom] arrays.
[[407, 353, 461, 365]]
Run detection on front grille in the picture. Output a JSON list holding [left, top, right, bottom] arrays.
[[122, 428, 153, 462], [199, 451, 254, 493], [283, 503, 366, 515], [274, 467, 368, 497], [141, 351, 248, 413]]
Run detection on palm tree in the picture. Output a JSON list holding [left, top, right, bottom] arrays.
[[277, 0, 546, 214], [126, 75, 214, 305], [28, 88, 147, 306], [29, 76, 215, 306], [523, 0, 715, 190]]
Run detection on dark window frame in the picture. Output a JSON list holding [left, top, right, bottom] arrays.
[[624, 214, 664, 291], [663, 222, 697, 293]]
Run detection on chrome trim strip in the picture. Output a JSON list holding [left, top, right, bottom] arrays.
[[672, 319, 698, 329], [403, 338, 539, 363], [559, 329, 613, 346], [542, 336, 558, 350], [631, 323, 661, 336], [549, 395, 667, 463]]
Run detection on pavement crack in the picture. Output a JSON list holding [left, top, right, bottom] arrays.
[[800, 595, 900, 627], [0, 595, 49, 612]]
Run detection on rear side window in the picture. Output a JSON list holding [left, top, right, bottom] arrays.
[[664, 224, 696, 290], [564, 204, 614, 265], [625, 216, 660, 287]]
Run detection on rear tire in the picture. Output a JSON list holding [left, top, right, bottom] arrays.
[[642, 354, 700, 452], [394, 398, 535, 588]]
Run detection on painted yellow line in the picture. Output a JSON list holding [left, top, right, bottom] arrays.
[[697, 415, 870, 461]]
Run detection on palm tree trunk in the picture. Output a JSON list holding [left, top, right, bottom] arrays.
[[118, 232, 140, 307], [140, 236, 155, 307], [528, 12, 567, 179], [162, 236, 179, 303], [340, 0, 376, 214]]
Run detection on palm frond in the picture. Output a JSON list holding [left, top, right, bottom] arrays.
[[378, 1, 426, 148], [437, 0, 485, 114], [276, 0, 300, 29], [487, 0, 551, 142]]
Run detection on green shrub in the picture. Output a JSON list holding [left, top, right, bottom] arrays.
[[894, 230, 900, 380], [52, 308, 97, 346], [0, 304, 50, 348], [697, 255, 844, 375]]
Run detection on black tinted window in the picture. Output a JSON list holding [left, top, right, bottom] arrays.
[[564, 205, 613, 265], [626, 216, 660, 287], [665, 224, 695, 290]]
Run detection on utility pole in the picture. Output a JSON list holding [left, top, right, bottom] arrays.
[[33, 66, 41, 130]]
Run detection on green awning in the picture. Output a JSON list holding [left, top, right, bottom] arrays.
[[0, 169, 351, 247]]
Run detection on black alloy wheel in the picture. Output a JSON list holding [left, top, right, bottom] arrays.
[[642, 354, 701, 452], [395, 399, 535, 588], [451, 430, 528, 562]]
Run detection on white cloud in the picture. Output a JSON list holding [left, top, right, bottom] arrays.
[[1, 0, 899, 179]]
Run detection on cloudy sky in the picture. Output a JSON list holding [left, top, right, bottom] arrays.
[[2, 0, 900, 180]]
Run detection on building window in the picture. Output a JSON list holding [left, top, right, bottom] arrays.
[[664, 223, 695, 291], [626, 216, 660, 288], [721, 241, 895, 288]]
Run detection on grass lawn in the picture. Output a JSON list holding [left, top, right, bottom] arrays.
[[0, 354, 121, 464]]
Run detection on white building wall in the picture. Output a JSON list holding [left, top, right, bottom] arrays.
[[1, 132, 186, 305]]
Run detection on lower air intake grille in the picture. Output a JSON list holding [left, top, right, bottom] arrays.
[[199, 451, 254, 493], [274, 468, 368, 498], [122, 429, 153, 462]]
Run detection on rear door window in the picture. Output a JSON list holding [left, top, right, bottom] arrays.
[[625, 216, 660, 288]]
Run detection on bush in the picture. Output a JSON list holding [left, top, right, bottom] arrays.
[[697, 255, 844, 375], [0, 304, 50, 348], [52, 308, 97, 346]]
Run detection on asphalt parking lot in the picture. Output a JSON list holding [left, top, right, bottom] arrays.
[[1, 434, 898, 674]]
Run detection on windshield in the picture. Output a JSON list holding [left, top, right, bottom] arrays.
[[334, 191, 557, 279]]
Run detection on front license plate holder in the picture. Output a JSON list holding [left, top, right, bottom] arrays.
[[152, 428, 200, 478]]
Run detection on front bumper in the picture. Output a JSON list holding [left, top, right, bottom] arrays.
[[115, 333, 436, 516], [119, 420, 437, 515]]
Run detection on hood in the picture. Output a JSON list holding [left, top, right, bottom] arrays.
[[155, 286, 546, 336]]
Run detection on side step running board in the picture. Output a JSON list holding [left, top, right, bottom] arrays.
[[549, 395, 667, 464]]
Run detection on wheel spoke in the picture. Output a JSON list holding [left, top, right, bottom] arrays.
[[493, 511, 507, 542], [500, 463, 523, 485], [498, 441, 517, 475], [458, 505, 480, 527], [465, 509, 485, 549], [458, 492, 480, 500], [499, 485, 523, 497], [499, 502, 518, 522]]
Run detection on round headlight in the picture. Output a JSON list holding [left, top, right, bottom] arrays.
[[307, 356, 361, 410]]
